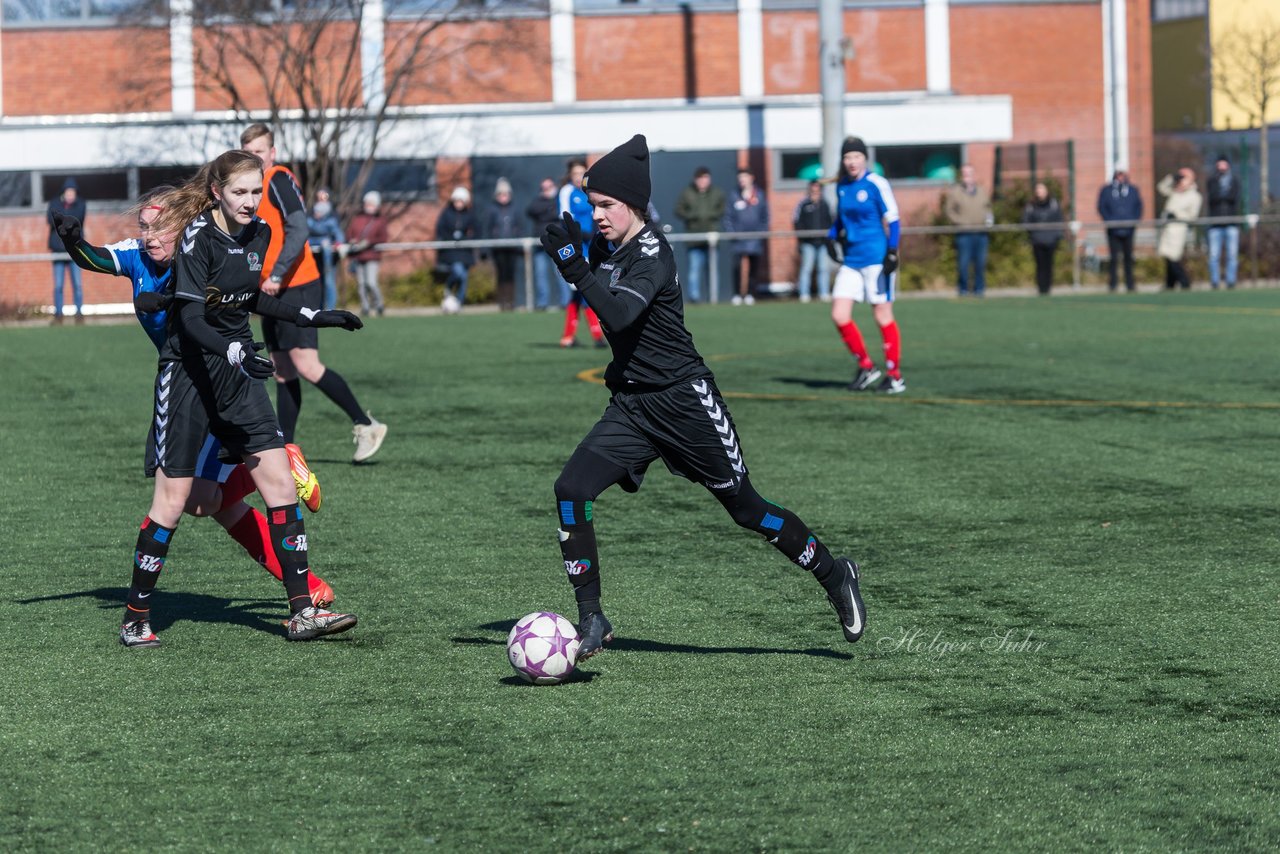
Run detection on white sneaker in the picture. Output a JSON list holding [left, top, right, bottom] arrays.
[[730, 295, 744, 306], [799, 294, 812, 304], [352, 414, 387, 463], [744, 294, 756, 306]]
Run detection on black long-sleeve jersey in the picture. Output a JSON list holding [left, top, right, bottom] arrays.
[[577, 226, 711, 392], [160, 211, 273, 365]]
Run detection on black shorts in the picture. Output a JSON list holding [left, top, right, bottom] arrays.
[[576, 377, 749, 494], [262, 280, 321, 352], [145, 355, 285, 478]]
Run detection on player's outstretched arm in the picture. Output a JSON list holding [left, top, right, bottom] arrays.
[[52, 212, 115, 275], [175, 299, 275, 379], [250, 292, 363, 331]]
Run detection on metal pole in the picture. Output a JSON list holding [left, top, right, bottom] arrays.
[[819, 0, 846, 191], [1071, 220, 1082, 290], [707, 232, 721, 304], [522, 237, 535, 310]]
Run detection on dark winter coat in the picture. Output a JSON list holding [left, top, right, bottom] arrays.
[[793, 197, 833, 245], [725, 189, 769, 255], [435, 205, 477, 267], [485, 200, 522, 242], [673, 183, 727, 234], [1021, 197, 1064, 248], [525, 194, 559, 235], [1206, 170, 1241, 219], [1097, 181, 1143, 237]]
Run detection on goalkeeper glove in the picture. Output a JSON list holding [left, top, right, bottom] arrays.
[[51, 211, 82, 246], [539, 212, 591, 285], [133, 290, 173, 313], [227, 341, 275, 380], [882, 249, 899, 275], [296, 308, 364, 331], [825, 238, 844, 265]]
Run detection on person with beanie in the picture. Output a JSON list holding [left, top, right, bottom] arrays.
[[46, 177, 88, 324], [485, 177, 523, 311], [539, 133, 867, 661], [436, 185, 478, 308], [826, 136, 906, 394], [346, 191, 390, 316], [557, 157, 606, 347]]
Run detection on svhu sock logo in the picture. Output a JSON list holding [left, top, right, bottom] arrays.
[[282, 534, 308, 552], [565, 558, 592, 576]]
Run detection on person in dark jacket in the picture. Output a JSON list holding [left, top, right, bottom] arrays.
[[346, 191, 390, 317], [436, 186, 478, 309], [307, 187, 345, 311], [46, 177, 88, 323], [672, 166, 726, 303], [725, 167, 768, 305], [525, 177, 561, 310], [793, 180, 833, 302], [1205, 154, 1241, 289], [1096, 166, 1143, 293], [536, 133, 866, 661], [1022, 182, 1065, 296], [485, 178, 523, 311]]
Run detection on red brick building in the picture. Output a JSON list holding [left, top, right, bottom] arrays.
[[0, 0, 1152, 309]]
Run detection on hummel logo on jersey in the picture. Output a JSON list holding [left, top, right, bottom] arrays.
[[181, 219, 207, 254], [226, 247, 244, 255], [638, 233, 660, 256]]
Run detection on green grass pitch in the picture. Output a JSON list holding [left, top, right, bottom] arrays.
[[2, 290, 1277, 851]]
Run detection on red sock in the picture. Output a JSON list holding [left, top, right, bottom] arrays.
[[837, 322, 873, 369], [224, 508, 332, 598], [562, 302, 580, 340], [880, 320, 902, 378], [218, 465, 257, 512], [226, 508, 283, 580], [585, 308, 603, 341]]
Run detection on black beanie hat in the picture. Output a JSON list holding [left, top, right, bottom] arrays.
[[583, 134, 651, 211], [841, 136, 868, 157]]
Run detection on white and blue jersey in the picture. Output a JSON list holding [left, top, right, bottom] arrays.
[[559, 183, 595, 254], [829, 172, 900, 268], [105, 238, 174, 352]]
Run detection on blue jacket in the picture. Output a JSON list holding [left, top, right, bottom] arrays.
[[1097, 181, 1143, 236]]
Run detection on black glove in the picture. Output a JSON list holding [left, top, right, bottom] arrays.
[[227, 341, 275, 380], [882, 249, 899, 275], [539, 212, 591, 284], [825, 238, 844, 265], [52, 211, 82, 246], [296, 308, 363, 331], [134, 290, 173, 313]]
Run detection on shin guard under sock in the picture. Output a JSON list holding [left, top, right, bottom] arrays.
[[276, 379, 302, 443], [880, 320, 901, 378], [557, 499, 601, 620], [125, 516, 176, 622], [837, 321, 873, 369], [313, 368, 369, 425], [266, 503, 312, 613]]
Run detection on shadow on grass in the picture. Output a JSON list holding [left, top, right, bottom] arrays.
[[775, 376, 850, 390], [460, 624, 854, 660], [17, 586, 285, 636]]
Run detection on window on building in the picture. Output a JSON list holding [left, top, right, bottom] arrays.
[[346, 158, 438, 200], [139, 166, 200, 194], [41, 171, 130, 204], [2, 0, 164, 23], [0, 172, 34, 209], [874, 144, 960, 183]]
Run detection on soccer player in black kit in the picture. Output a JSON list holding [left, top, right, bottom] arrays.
[[540, 135, 867, 659], [119, 150, 363, 647]]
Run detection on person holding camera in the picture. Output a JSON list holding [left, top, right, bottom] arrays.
[[1156, 168, 1203, 291]]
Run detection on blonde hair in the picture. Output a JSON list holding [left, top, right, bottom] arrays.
[[128, 184, 179, 221], [151, 150, 263, 237], [240, 122, 273, 148]]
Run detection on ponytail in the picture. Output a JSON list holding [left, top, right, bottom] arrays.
[[151, 150, 263, 238]]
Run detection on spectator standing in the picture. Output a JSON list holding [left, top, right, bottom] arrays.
[[726, 167, 768, 305], [486, 177, 523, 311], [307, 187, 345, 311], [1157, 168, 1203, 291], [673, 166, 726, 304], [525, 177, 560, 310], [944, 164, 992, 297], [436, 186, 478, 308], [1205, 154, 1241, 289], [1096, 166, 1143, 293], [47, 177, 87, 324], [1021, 182, 1065, 296], [793, 180, 833, 302], [346, 191, 390, 317]]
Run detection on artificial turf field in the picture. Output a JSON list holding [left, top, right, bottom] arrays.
[[2, 288, 1278, 852]]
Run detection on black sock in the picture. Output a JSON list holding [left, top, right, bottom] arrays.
[[557, 499, 601, 622], [266, 503, 312, 613], [276, 379, 302, 443], [313, 369, 369, 425], [124, 516, 176, 623], [717, 481, 837, 583]]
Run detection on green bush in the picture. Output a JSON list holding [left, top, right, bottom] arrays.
[[338, 262, 497, 308]]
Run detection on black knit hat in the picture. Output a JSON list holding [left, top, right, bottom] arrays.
[[841, 136, 868, 157], [583, 134, 651, 211]]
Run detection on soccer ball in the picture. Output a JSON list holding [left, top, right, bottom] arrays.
[[440, 293, 461, 314], [507, 611, 581, 685]]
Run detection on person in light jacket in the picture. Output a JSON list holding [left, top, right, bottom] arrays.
[[1157, 168, 1203, 291]]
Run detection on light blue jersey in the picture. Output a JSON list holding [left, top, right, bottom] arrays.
[[559, 183, 594, 254], [830, 172, 900, 269], [105, 238, 174, 352]]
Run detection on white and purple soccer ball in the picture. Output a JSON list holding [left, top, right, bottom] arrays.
[[507, 611, 581, 685]]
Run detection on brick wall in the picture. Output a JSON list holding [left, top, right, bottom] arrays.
[[389, 19, 552, 106], [2, 27, 171, 115], [575, 12, 739, 101]]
